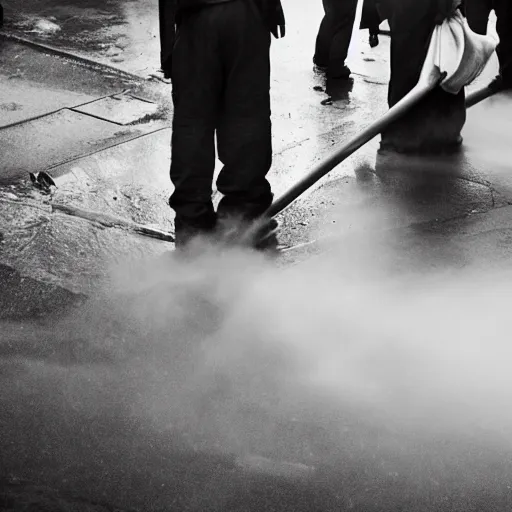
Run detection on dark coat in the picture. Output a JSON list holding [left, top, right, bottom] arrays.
[[159, 0, 285, 78]]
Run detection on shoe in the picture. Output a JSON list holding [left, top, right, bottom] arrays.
[[369, 34, 379, 48]]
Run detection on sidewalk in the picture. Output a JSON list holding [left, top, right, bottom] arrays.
[[1, 2, 510, 317], [4, 3, 512, 511], [0, 35, 174, 314]]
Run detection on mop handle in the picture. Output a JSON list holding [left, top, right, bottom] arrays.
[[465, 82, 497, 108], [264, 74, 498, 219]]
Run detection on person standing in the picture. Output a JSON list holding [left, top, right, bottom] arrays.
[[313, 0, 359, 79], [378, 0, 466, 155], [464, 0, 512, 89], [159, 0, 285, 249]]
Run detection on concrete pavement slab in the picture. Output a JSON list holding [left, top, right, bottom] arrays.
[[48, 128, 172, 227], [0, 128, 170, 302], [279, 202, 512, 278], [0, 262, 83, 320], [0, 78, 94, 128], [0, 478, 129, 512], [0, 109, 147, 182], [276, 166, 504, 249], [460, 90, 512, 202], [0, 39, 136, 127], [73, 93, 160, 125], [0, 186, 169, 296]]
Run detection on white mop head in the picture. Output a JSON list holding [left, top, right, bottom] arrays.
[[421, 4, 498, 95]]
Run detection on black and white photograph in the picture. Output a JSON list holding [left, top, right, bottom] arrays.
[[1, 0, 512, 510]]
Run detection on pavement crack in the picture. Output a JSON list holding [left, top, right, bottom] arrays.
[[275, 137, 311, 156], [0, 197, 51, 214], [51, 202, 174, 242]]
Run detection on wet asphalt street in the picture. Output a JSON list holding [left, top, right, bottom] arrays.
[[2, 1, 512, 511]]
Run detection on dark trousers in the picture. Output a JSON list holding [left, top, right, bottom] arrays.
[[314, 0, 359, 75], [465, 0, 512, 82], [170, 0, 273, 235], [379, 0, 466, 153], [361, 0, 381, 35]]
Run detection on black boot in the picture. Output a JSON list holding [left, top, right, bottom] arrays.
[[369, 31, 379, 48]]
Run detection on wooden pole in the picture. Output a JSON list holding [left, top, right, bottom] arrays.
[[265, 76, 499, 219]]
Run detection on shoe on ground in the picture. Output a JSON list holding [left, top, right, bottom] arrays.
[[369, 34, 379, 48]]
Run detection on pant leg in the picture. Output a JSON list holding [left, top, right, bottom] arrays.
[[314, 0, 359, 74], [361, 0, 381, 34], [494, 0, 512, 83], [314, 0, 335, 67], [215, 0, 273, 219], [380, 0, 466, 153], [329, 0, 359, 74], [169, 6, 223, 234]]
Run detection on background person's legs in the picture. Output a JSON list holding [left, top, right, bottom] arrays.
[[314, 0, 359, 77], [361, 0, 382, 47]]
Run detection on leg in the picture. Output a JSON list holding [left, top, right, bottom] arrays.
[[314, 0, 333, 67], [494, 0, 512, 85], [328, 0, 359, 77], [380, 0, 466, 153], [169, 8, 223, 243], [314, 0, 359, 76], [215, 1, 273, 221]]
